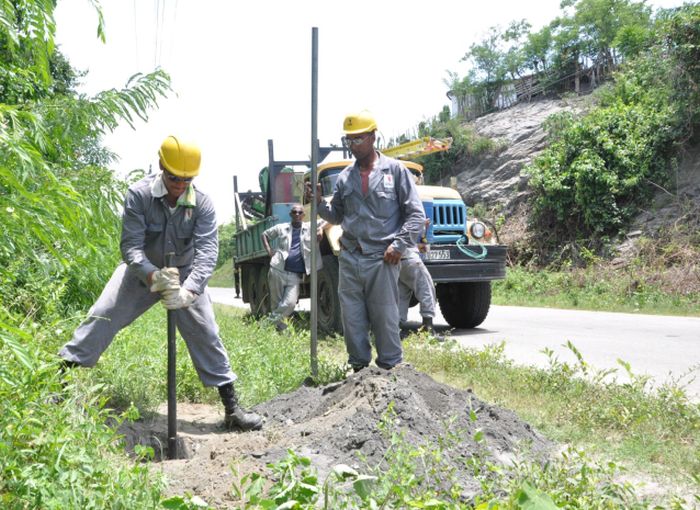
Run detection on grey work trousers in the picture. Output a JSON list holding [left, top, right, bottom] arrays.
[[338, 249, 402, 369], [268, 267, 303, 320], [59, 263, 236, 387], [398, 252, 436, 322]]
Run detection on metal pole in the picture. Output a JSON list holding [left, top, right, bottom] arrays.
[[309, 27, 319, 379], [165, 252, 177, 459]]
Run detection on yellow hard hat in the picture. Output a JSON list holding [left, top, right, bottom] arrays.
[[158, 135, 201, 178], [343, 110, 377, 135]]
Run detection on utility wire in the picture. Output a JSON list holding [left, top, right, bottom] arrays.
[[153, 0, 161, 68], [133, 0, 139, 70], [168, 0, 178, 69], [158, 0, 166, 67]]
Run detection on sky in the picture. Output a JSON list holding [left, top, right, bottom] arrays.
[[54, 0, 684, 225]]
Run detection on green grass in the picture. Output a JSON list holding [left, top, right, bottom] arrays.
[[81, 305, 345, 415], [6, 301, 697, 508], [209, 261, 235, 288], [493, 265, 700, 317], [402, 335, 700, 500]]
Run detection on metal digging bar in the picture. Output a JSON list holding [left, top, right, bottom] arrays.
[[165, 252, 177, 459]]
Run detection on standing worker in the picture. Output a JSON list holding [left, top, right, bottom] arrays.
[[399, 219, 438, 336], [58, 135, 263, 432], [261, 204, 324, 331], [306, 111, 424, 371]]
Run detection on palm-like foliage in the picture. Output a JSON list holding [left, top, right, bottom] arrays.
[[1, 1, 173, 506], [0, 2, 171, 322]]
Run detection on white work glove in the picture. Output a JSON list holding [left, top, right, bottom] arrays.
[[162, 288, 197, 310], [150, 267, 180, 293]]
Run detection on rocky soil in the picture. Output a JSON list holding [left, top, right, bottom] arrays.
[[119, 365, 551, 508]]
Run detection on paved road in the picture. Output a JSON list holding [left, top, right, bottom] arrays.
[[208, 286, 700, 400]]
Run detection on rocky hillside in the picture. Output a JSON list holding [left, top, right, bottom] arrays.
[[449, 97, 700, 254], [453, 97, 588, 212]]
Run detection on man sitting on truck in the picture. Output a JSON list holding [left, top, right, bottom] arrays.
[[261, 204, 323, 332]]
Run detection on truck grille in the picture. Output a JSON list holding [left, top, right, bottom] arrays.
[[428, 200, 466, 242]]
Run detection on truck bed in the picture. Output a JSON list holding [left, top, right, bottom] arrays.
[[233, 217, 277, 264]]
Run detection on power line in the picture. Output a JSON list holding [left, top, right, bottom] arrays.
[[158, 0, 166, 67], [153, 0, 161, 68], [133, 0, 139, 70]]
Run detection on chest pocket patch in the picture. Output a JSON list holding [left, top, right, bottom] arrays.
[[175, 222, 194, 247], [374, 189, 397, 218]]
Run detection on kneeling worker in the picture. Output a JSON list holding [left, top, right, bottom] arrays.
[[58, 135, 263, 431]]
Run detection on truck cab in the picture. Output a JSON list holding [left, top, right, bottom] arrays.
[[232, 138, 507, 334], [304, 158, 507, 333]]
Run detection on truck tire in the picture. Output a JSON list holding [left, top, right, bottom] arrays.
[[436, 281, 491, 329], [317, 255, 343, 335], [244, 265, 260, 315], [255, 266, 271, 316]]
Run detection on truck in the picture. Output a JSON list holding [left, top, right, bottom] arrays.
[[232, 137, 507, 334]]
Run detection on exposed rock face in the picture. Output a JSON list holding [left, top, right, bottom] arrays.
[[448, 96, 699, 253], [449, 97, 590, 214]]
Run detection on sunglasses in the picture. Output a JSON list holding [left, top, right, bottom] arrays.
[[165, 172, 193, 183], [342, 135, 370, 147], [290, 210, 305, 215]]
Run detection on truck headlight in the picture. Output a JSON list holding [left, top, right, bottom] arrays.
[[469, 221, 486, 239]]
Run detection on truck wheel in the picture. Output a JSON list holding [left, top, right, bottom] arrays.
[[255, 266, 271, 316], [245, 265, 261, 315], [317, 255, 343, 335], [436, 282, 491, 329]]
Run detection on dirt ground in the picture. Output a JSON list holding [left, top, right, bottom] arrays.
[[118, 364, 551, 508]]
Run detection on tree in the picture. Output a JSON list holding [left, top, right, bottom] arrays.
[[523, 25, 554, 74], [0, 0, 171, 320]]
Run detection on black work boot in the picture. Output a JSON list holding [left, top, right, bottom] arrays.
[[420, 317, 445, 341], [399, 320, 410, 340], [218, 383, 263, 431]]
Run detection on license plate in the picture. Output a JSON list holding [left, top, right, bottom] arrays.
[[425, 249, 450, 260]]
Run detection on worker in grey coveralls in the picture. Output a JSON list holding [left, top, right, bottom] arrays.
[[261, 204, 323, 331], [308, 111, 424, 371], [58, 136, 262, 432], [399, 219, 437, 333]]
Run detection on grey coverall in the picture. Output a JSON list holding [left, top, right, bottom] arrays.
[[59, 174, 235, 387], [262, 222, 322, 320], [399, 247, 436, 323], [318, 152, 424, 369]]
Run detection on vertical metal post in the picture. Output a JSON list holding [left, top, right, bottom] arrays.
[[267, 140, 275, 218], [165, 252, 177, 459], [309, 27, 319, 379]]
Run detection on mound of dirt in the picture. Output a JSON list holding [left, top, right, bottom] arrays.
[[119, 364, 550, 508]]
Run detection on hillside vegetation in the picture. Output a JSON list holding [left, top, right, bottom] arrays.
[[403, 2, 700, 312]]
